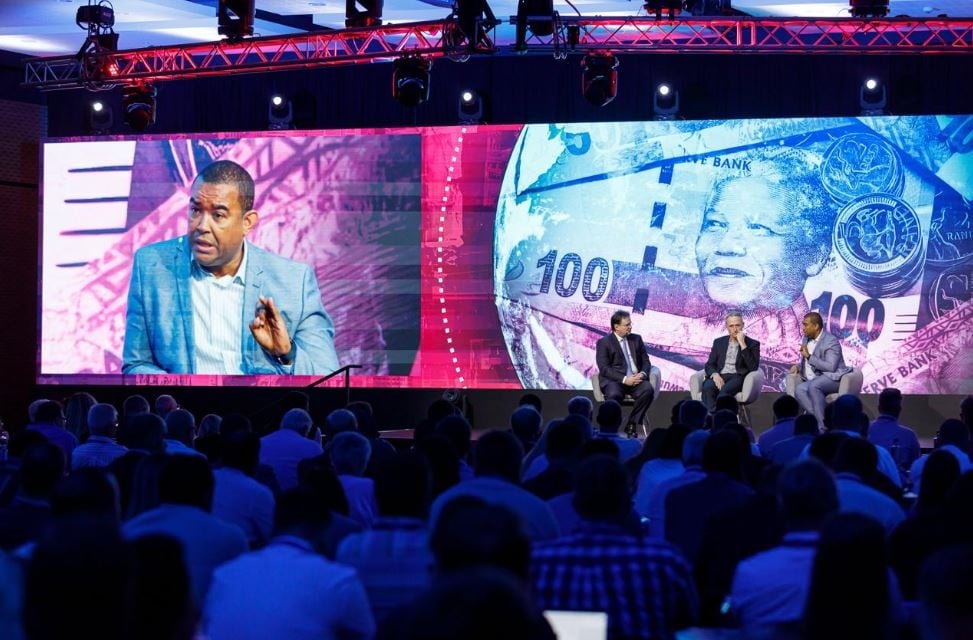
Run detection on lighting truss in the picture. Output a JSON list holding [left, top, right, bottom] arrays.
[[23, 17, 973, 91]]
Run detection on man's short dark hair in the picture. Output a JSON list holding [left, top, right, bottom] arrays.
[[122, 394, 150, 417], [711, 409, 738, 432], [435, 415, 473, 459], [715, 395, 739, 414], [346, 401, 379, 439], [831, 394, 864, 433], [374, 452, 430, 518], [877, 388, 903, 417], [808, 431, 850, 468], [573, 455, 631, 522], [773, 395, 801, 420], [273, 488, 332, 536], [702, 429, 743, 479], [518, 393, 542, 413], [330, 431, 371, 476], [472, 430, 523, 483], [596, 400, 623, 433], [938, 418, 971, 449], [118, 413, 166, 454], [20, 442, 66, 498], [567, 396, 593, 419], [196, 160, 255, 212], [324, 408, 357, 437], [804, 311, 824, 330], [431, 497, 530, 581], [154, 394, 178, 418], [222, 431, 260, 475], [164, 409, 196, 446], [34, 400, 64, 425], [610, 310, 630, 331], [659, 424, 689, 460], [545, 419, 585, 461], [778, 459, 838, 530], [87, 403, 118, 437], [960, 395, 973, 429], [679, 400, 708, 430], [158, 455, 214, 510], [833, 437, 878, 478], [510, 405, 542, 442]]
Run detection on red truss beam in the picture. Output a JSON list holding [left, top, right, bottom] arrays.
[[22, 16, 973, 91]]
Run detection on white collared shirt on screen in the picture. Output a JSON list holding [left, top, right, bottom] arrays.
[[803, 337, 818, 380], [191, 243, 248, 374]]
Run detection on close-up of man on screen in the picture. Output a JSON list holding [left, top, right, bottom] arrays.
[[122, 160, 340, 375]]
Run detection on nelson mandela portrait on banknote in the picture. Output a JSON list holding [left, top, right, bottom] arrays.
[[494, 116, 973, 394]]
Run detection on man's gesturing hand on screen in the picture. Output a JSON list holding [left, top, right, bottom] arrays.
[[250, 295, 294, 364]]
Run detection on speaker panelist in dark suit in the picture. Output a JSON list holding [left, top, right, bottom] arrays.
[[701, 313, 760, 412], [595, 310, 656, 434]]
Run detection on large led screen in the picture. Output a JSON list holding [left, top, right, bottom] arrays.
[[39, 116, 973, 393]]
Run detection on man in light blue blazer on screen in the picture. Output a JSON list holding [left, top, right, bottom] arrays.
[[122, 160, 339, 376]]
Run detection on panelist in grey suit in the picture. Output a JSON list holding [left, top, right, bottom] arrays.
[[790, 311, 851, 428], [122, 160, 339, 375]]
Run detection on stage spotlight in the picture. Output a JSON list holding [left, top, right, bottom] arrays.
[[87, 99, 113, 134], [515, 0, 555, 52], [644, 0, 682, 19], [849, 0, 889, 18], [122, 84, 156, 131], [218, 0, 256, 42], [859, 77, 887, 115], [581, 53, 619, 108], [75, 1, 118, 61], [268, 94, 294, 130], [653, 82, 680, 120], [458, 90, 484, 124], [392, 56, 432, 107], [346, 0, 384, 27]]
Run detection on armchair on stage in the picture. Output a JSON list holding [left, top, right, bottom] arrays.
[[785, 367, 865, 403], [590, 366, 662, 435], [689, 369, 764, 426]]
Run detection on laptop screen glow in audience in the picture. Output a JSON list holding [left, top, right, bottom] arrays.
[[543, 610, 608, 640]]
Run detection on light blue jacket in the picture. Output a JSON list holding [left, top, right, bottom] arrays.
[[798, 330, 852, 382], [122, 237, 339, 375]]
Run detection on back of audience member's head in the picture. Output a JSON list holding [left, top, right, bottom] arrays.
[[279, 390, 310, 413], [64, 392, 96, 439], [330, 431, 372, 476], [297, 456, 350, 516], [794, 414, 820, 437], [473, 430, 524, 483], [808, 431, 850, 469], [596, 400, 623, 434], [877, 388, 903, 418], [833, 437, 879, 478], [701, 429, 743, 480], [640, 427, 669, 461], [544, 419, 585, 464], [719, 422, 753, 460], [24, 519, 131, 640], [960, 395, 973, 430], [280, 408, 313, 436], [51, 467, 119, 523], [346, 401, 380, 439], [220, 412, 252, 437], [375, 452, 430, 519], [273, 488, 333, 544], [711, 409, 738, 432], [773, 394, 801, 421], [222, 431, 261, 476], [916, 449, 960, 514], [27, 398, 50, 423], [414, 434, 461, 499], [714, 395, 739, 415], [20, 441, 66, 499], [510, 405, 542, 446], [34, 400, 65, 425], [107, 450, 148, 517], [937, 418, 971, 451], [918, 544, 973, 640], [435, 415, 473, 460], [560, 413, 593, 442], [777, 459, 838, 531], [682, 429, 709, 467], [88, 403, 119, 438], [679, 400, 708, 430], [164, 409, 196, 446], [803, 512, 892, 640], [325, 408, 358, 438], [7, 428, 47, 459], [669, 400, 685, 427], [431, 497, 530, 582], [118, 413, 166, 454], [830, 394, 864, 434], [197, 414, 222, 438], [566, 395, 593, 420], [123, 394, 151, 418], [154, 394, 178, 418], [375, 567, 552, 640], [573, 455, 631, 524], [658, 424, 689, 460], [130, 535, 194, 640], [158, 455, 214, 511], [427, 399, 458, 426], [518, 393, 543, 415], [126, 454, 167, 519], [581, 437, 620, 460]]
